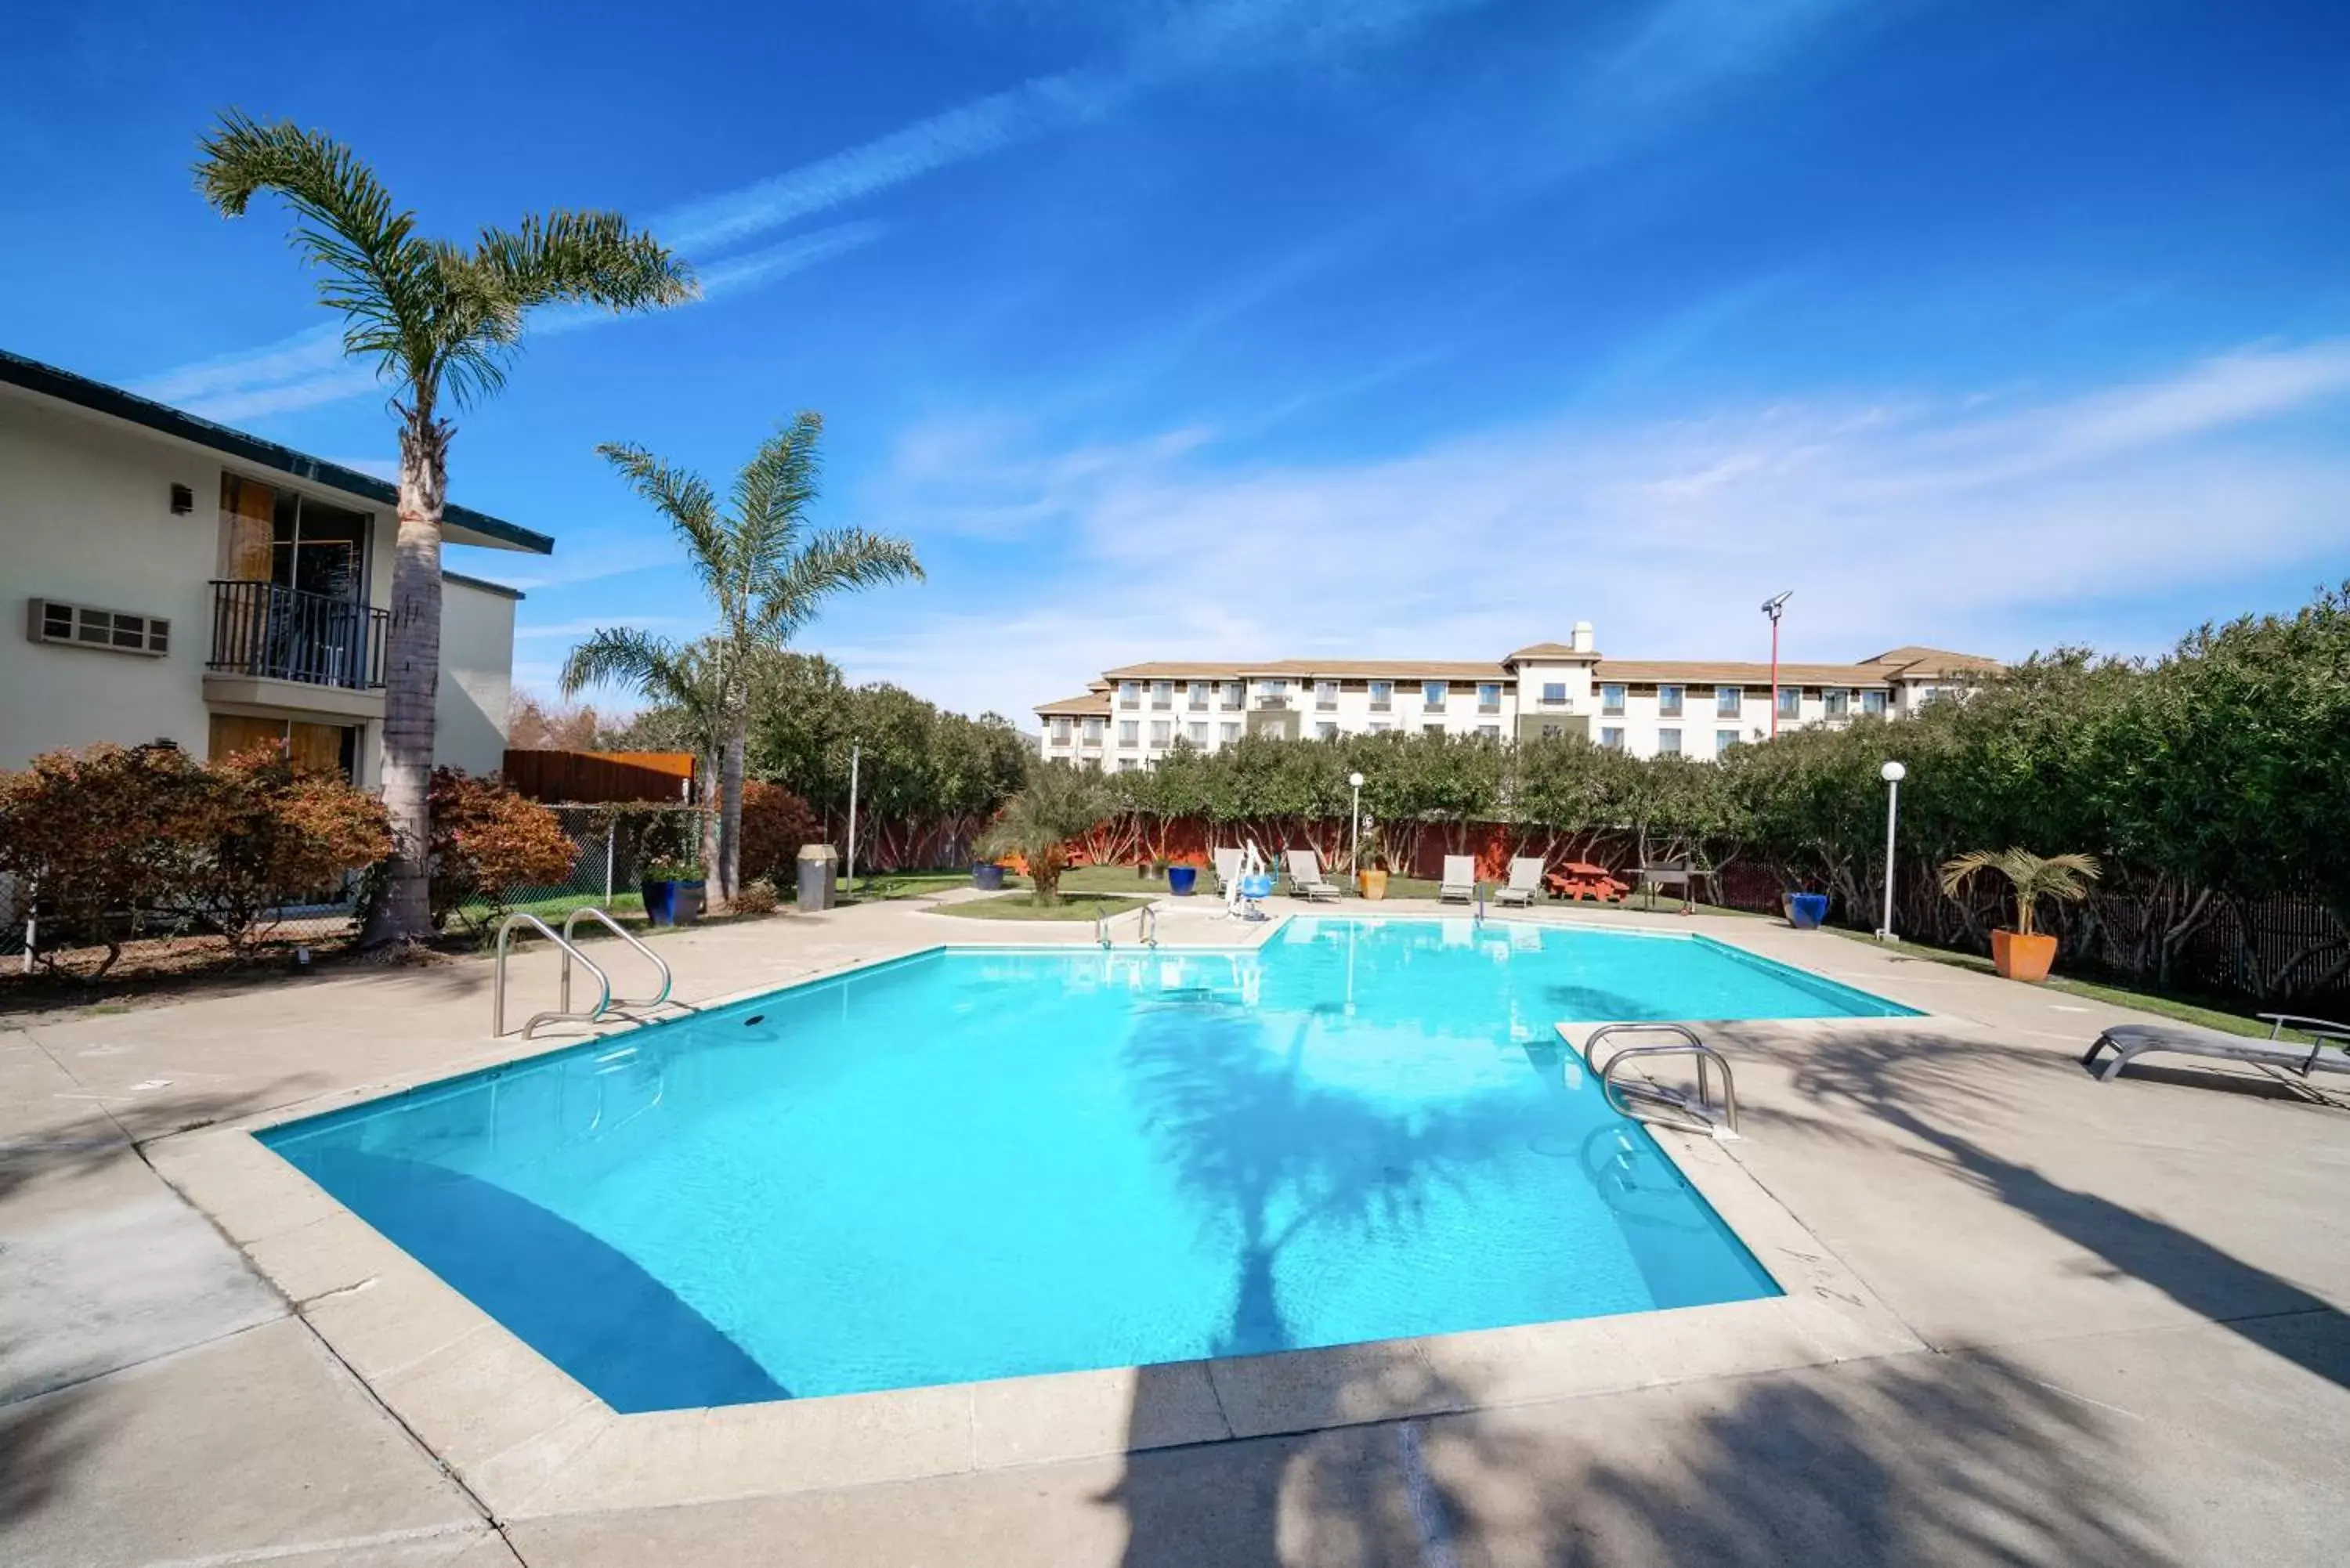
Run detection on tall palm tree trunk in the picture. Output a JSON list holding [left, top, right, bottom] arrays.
[[718, 718, 747, 905], [363, 415, 449, 944]]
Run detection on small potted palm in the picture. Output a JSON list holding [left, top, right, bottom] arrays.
[[1939, 847, 2101, 982], [1355, 826, 1390, 901]]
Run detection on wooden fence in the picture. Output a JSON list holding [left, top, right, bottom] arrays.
[[501, 749, 697, 805]]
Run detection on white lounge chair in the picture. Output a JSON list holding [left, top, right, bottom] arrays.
[[2082, 1013, 2350, 1086], [1438, 855, 1477, 904], [1285, 849, 1342, 902], [1492, 857, 1546, 907], [1212, 846, 1246, 893]]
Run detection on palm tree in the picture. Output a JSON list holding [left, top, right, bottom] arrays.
[[194, 112, 696, 942], [1938, 847, 2102, 935], [978, 762, 1112, 905], [564, 416, 923, 903]]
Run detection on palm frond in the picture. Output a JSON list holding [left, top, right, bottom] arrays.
[[473, 211, 699, 315], [194, 111, 434, 389], [559, 627, 692, 705], [757, 527, 927, 643], [1940, 847, 2102, 936]]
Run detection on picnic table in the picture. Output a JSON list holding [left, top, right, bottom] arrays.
[[1546, 861, 1629, 903]]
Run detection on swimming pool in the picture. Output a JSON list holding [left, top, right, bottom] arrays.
[[262, 919, 1911, 1411]]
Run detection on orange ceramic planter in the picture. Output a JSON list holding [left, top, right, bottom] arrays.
[[1991, 928, 2058, 982], [1358, 869, 1389, 901]]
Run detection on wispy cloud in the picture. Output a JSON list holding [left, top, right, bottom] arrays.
[[859, 339, 2350, 720]]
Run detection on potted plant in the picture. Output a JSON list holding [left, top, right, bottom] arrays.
[[1356, 827, 1390, 901], [1939, 847, 2102, 982], [640, 856, 707, 928], [971, 859, 1007, 892], [1166, 855, 1201, 897], [1782, 878, 1829, 930]]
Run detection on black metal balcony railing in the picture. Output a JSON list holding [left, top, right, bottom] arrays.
[[208, 580, 389, 692]]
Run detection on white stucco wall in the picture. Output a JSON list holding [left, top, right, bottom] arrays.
[[1, 384, 529, 786], [435, 576, 519, 775]]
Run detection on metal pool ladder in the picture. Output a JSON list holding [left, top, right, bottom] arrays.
[[1581, 1022, 1740, 1139], [494, 912, 611, 1039], [1097, 903, 1160, 949], [560, 906, 677, 1017]]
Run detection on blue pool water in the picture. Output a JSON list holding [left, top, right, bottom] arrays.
[[263, 920, 1911, 1410]]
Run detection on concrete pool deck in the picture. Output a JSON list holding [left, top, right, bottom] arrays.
[[4, 893, 2347, 1565]]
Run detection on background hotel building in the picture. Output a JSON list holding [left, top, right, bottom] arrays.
[[1036, 621, 2001, 769]]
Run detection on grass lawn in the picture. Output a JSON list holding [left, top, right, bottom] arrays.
[[1820, 926, 2323, 1042], [930, 891, 1152, 923]]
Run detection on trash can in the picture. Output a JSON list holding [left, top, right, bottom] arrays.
[[797, 844, 839, 911]]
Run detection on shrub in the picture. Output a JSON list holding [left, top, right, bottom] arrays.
[[738, 781, 821, 887], [0, 742, 392, 977], [732, 876, 781, 916], [425, 769, 578, 930], [191, 748, 392, 953]]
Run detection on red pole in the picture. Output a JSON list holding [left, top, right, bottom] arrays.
[[1770, 617, 1781, 739]]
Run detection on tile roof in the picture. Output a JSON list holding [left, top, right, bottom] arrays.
[[1033, 692, 1112, 716], [1862, 645, 2008, 677], [1504, 642, 1603, 662], [1591, 660, 1907, 687], [1101, 659, 1513, 681]]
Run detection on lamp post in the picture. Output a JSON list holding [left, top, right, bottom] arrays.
[[845, 741, 861, 896], [1878, 760, 1905, 941], [1347, 771, 1365, 881], [1761, 591, 1792, 739]]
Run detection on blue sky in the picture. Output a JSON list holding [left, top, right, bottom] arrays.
[[5, 0, 2348, 721]]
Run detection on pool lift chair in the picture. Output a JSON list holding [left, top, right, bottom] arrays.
[[1571, 1022, 1741, 1140], [493, 907, 682, 1039], [1225, 840, 1276, 923]]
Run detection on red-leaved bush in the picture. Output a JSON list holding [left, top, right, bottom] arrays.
[[739, 780, 822, 890], [0, 742, 391, 976], [423, 768, 579, 930]]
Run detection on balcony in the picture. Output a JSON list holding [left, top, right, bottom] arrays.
[[1255, 695, 1292, 711], [208, 580, 388, 692]]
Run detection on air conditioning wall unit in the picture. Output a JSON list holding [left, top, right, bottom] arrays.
[[26, 598, 171, 658]]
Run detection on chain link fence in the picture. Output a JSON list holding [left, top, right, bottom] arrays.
[[446, 804, 713, 933]]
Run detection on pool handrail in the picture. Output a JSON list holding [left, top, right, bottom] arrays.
[[493, 912, 613, 1039], [560, 905, 675, 1015], [1581, 1021, 1739, 1138]]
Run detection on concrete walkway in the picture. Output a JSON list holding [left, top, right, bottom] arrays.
[[5, 894, 2347, 1565]]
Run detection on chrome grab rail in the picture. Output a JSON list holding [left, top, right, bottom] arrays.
[[1100, 903, 1162, 949], [561, 905, 675, 1014], [494, 913, 612, 1039], [1097, 908, 1115, 948], [1580, 1022, 1739, 1138]]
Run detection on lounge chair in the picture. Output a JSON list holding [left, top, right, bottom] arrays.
[[1492, 857, 1546, 908], [1285, 849, 1342, 902], [1438, 855, 1477, 904], [2081, 1013, 2350, 1086], [1212, 846, 1246, 893]]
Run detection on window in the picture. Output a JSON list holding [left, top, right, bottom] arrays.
[[1914, 685, 1944, 706], [1119, 720, 1139, 746], [1477, 682, 1502, 714], [1423, 723, 1445, 739], [1050, 717, 1072, 744], [1149, 720, 1170, 746], [1187, 681, 1209, 710], [1824, 688, 1850, 718], [1118, 681, 1141, 710], [1658, 684, 1683, 717], [1219, 722, 1240, 743], [1716, 728, 1740, 753], [1777, 686, 1801, 720], [1315, 721, 1339, 740], [1368, 721, 1392, 735], [1187, 721, 1207, 744], [1658, 728, 1681, 756], [1368, 679, 1394, 711], [1861, 689, 1887, 717], [1600, 683, 1626, 716], [1600, 726, 1625, 750], [1150, 680, 1173, 710], [1423, 680, 1448, 711], [1315, 679, 1338, 710], [1716, 685, 1742, 717], [1082, 717, 1104, 744], [1221, 681, 1244, 710], [1256, 678, 1289, 698], [1118, 757, 1138, 772], [1541, 681, 1566, 706], [1477, 723, 1501, 740]]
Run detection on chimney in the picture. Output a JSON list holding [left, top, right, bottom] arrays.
[[1571, 620, 1595, 654]]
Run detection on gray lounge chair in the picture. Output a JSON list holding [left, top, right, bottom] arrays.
[[1212, 846, 1246, 893], [1285, 849, 1341, 902], [2082, 1013, 2350, 1085], [1438, 855, 1477, 904], [1492, 857, 1546, 908]]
